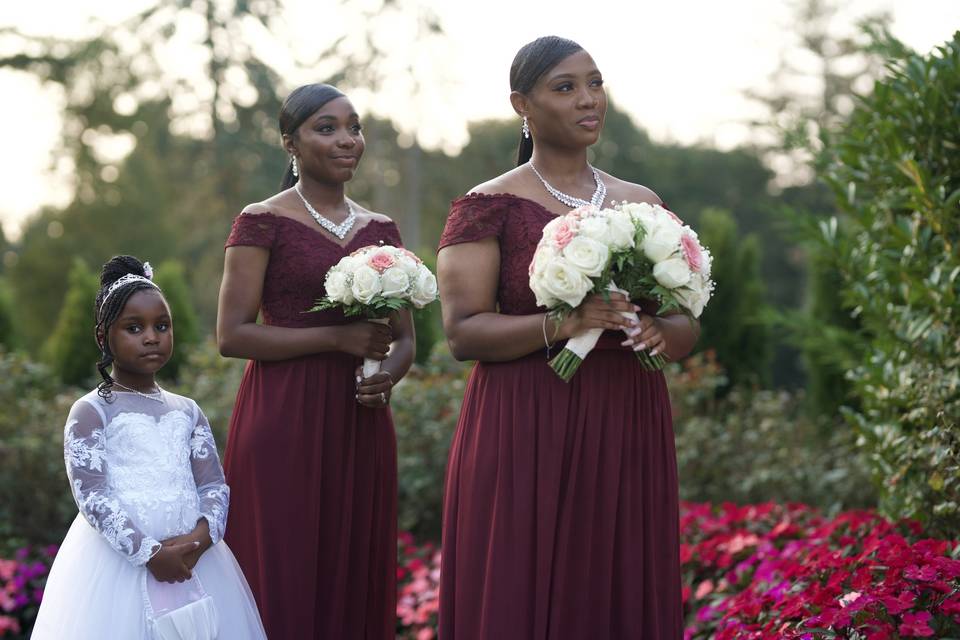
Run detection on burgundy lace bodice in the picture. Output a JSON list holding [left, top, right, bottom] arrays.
[[225, 212, 403, 327], [438, 193, 563, 316]]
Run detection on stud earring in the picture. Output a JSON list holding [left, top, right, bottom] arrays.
[[291, 157, 299, 177]]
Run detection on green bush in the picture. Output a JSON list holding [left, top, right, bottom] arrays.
[[153, 260, 202, 381], [390, 345, 469, 540], [813, 30, 960, 534], [694, 208, 772, 388], [170, 338, 246, 450], [0, 350, 79, 552], [0, 278, 14, 349], [670, 352, 876, 512], [411, 253, 443, 365], [41, 259, 100, 386]]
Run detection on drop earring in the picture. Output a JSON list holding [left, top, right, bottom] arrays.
[[291, 157, 299, 177], [522, 116, 530, 139]]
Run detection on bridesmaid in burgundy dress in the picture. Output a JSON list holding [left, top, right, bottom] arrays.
[[216, 84, 414, 639], [437, 37, 698, 639]]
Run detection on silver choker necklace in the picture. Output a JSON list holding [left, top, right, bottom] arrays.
[[529, 162, 607, 209], [113, 381, 164, 403], [294, 183, 357, 240]]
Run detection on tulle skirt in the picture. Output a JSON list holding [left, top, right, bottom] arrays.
[[31, 514, 267, 640]]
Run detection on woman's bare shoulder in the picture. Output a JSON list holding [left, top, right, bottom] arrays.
[[600, 172, 663, 206]]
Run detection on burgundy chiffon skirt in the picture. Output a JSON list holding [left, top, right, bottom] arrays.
[[223, 351, 397, 640], [440, 334, 682, 639]]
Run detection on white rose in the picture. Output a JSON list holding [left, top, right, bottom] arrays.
[[619, 201, 658, 226], [561, 236, 609, 278], [653, 257, 692, 289], [531, 276, 558, 308], [675, 274, 710, 317], [351, 265, 382, 304], [380, 266, 410, 298], [641, 218, 684, 263], [339, 252, 367, 274], [324, 269, 353, 304], [578, 217, 610, 244], [530, 245, 558, 277], [396, 254, 420, 278], [410, 267, 438, 307], [606, 211, 636, 250], [541, 258, 593, 308]]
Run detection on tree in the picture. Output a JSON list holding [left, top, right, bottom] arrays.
[[42, 259, 100, 386], [1, 0, 446, 351], [815, 30, 960, 534], [694, 208, 771, 388]]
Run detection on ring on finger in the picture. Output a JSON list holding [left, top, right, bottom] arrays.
[[380, 391, 386, 404]]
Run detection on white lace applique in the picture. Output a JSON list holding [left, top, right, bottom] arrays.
[[65, 419, 107, 471], [62, 392, 232, 561], [189, 423, 215, 460], [190, 411, 230, 544], [64, 405, 161, 566]]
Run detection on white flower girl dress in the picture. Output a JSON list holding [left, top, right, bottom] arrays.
[[32, 389, 266, 640]]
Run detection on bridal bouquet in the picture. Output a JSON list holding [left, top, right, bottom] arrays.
[[529, 202, 714, 381], [309, 244, 438, 377]]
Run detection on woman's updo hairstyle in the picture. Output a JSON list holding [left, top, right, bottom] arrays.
[[509, 36, 584, 166], [278, 83, 347, 189], [94, 255, 163, 400]]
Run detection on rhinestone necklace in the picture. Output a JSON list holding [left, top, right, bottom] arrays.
[[529, 162, 607, 209], [294, 183, 357, 240], [113, 381, 164, 403]]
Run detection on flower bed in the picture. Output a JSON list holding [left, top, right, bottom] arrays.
[[396, 503, 960, 639], [7, 503, 959, 638], [0, 545, 56, 638]]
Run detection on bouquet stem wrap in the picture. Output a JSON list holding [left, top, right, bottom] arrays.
[[362, 317, 391, 379], [548, 283, 666, 381]]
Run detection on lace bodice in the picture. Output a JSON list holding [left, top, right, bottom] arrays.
[[63, 389, 229, 566], [225, 212, 403, 327], [438, 194, 558, 316]]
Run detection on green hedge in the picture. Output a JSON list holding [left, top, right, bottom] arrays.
[[814, 30, 960, 534]]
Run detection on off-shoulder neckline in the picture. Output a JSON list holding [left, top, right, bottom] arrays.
[[237, 210, 396, 250], [452, 192, 559, 218]]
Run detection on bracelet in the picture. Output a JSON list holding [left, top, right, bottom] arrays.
[[542, 313, 559, 359]]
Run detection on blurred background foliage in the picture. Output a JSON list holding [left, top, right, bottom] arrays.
[[0, 0, 957, 560]]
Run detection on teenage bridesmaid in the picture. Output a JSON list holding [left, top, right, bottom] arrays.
[[216, 83, 415, 639]]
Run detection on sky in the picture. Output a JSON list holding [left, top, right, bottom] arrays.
[[0, 0, 958, 238]]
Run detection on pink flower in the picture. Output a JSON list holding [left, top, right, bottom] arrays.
[[416, 628, 436, 640], [0, 615, 20, 634], [0, 561, 15, 582], [552, 220, 576, 249], [368, 249, 396, 272], [681, 233, 704, 272], [400, 248, 422, 264], [898, 611, 934, 637], [695, 580, 715, 599], [839, 591, 862, 607]]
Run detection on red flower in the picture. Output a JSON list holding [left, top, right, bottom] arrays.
[[898, 611, 934, 637]]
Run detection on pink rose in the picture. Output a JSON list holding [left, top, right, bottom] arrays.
[[663, 207, 684, 225], [553, 220, 576, 249], [400, 248, 422, 263], [681, 233, 704, 272], [368, 250, 396, 272], [568, 204, 597, 220]]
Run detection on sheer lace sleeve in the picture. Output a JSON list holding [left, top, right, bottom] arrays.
[[188, 404, 229, 545], [63, 400, 161, 566], [225, 212, 277, 249], [438, 195, 508, 250]]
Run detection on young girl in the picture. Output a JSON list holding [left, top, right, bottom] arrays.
[[32, 256, 267, 640]]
